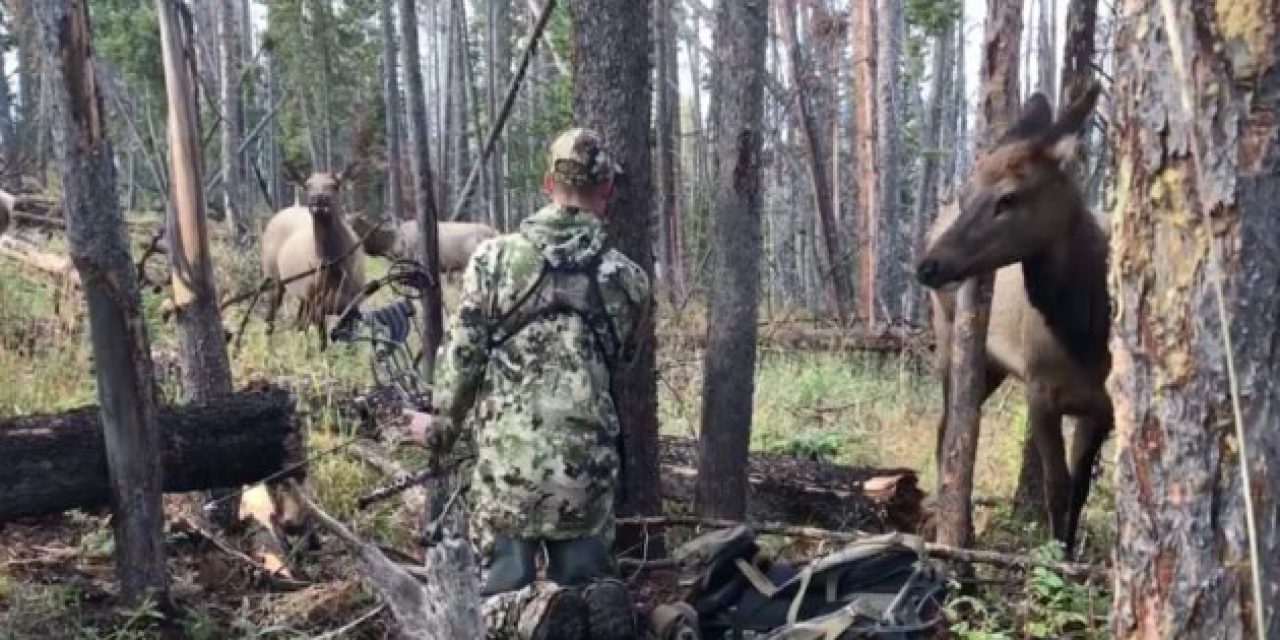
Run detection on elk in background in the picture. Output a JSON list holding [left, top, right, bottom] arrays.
[[351, 215, 497, 274], [915, 84, 1110, 557]]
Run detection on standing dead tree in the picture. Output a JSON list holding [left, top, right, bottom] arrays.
[[31, 0, 167, 602], [933, 0, 1024, 552]]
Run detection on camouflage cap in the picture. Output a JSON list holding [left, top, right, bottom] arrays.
[[548, 127, 623, 187]]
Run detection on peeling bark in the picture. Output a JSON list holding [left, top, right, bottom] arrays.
[[850, 0, 878, 322], [1109, 0, 1280, 637]]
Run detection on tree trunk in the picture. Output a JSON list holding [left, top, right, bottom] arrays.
[[219, 0, 247, 240], [850, 0, 878, 324], [266, 50, 285, 210], [1036, 0, 1056, 102], [159, 0, 238, 530], [570, 0, 665, 542], [158, 0, 235, 406], [400, 0, 444, 376], [939, 16, 963, 202], [381, 0, 404, 222], [0, 11, 15, 170], [779, 0, 853, 322], [449, 0, 473, 221], [695, 0, 767, 521], [1110, 1, 1280, 636], [909, 21, 956, 325], [655, 0, 685, 304], [485, 0, 511, 230], [0, 386, 301, 522], [876, 0, 906, 326], [33, 0, 166, 602], [935, 0, 1023, 552]]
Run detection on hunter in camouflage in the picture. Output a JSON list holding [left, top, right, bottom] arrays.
[[407, 128, 650, 640]]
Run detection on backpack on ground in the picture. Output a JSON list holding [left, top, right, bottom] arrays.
[[666, 526, 947, 640]]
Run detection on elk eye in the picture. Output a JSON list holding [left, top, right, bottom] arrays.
[[993, 193, 1017, 217]]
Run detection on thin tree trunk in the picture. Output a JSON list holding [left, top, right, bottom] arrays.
[[381, 0, 403, 222], [779, 0, 853, 322], [1037, 0, 1056, 102], [219, 0, 248, 240], [570, 0, 664, 545], [695, 0, 767, 521], [450, 0, 474, 221], [266, 49, 284, 210], [876, 0, 905, 325], [936, 0, 1023, 552], [401, 0, 444, 378], [486, 0, 511, 230], [850, 0, 878, 324], [0, 12, 15, 169], [1110, 0, 1280, 636], [655, 0, 686, 304], [939, 13, 963, 203], [34, 0, 166, 602], [909, 21, 956, 324]]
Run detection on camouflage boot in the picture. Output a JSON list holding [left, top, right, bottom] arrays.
[[484, 580, 591, 640], [582, 578, 639, 640]]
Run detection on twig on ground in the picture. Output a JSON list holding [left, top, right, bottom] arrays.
[[174, 516, 311, 590], [308, 603, 388, 640]]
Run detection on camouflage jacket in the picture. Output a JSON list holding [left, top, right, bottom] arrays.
[[431, 203, 650, 550]]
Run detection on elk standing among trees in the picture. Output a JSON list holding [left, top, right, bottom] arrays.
[[261, 167, 367, 350], [917, 84, 1109, 557]]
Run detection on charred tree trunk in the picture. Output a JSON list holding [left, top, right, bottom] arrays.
[[219, 0, 247, 240], [159, 0, 238, 530], [695, 0, 767, 521], [157, 0, 235, 406], [0, 386, 300, 522], [936, 0, 1023, 552], [779, 0, 853, 322], [850, 0, 878, 324], [381, 0, 404, 222], [33, 0, 166, 602], [571, 0, 665, 543], [1110, 0, 1280, 636], [400, 0, 444, 376]]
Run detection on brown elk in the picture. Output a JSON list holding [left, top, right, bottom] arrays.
[[261, 165, 367, 350], [915, 83, 1110, 557], [350, 216, 498, 273]]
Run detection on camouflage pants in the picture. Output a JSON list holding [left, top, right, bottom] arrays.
[[481, 580, 566, 640]]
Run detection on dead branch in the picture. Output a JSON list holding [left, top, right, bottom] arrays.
[[346, 440, 427, 518], [288, 480, 483, 639], [616, 516, 1107, 580], [172, 515, 310, 590]]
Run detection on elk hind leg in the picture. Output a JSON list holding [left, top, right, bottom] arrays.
[[1064, 411, 1112, 558]]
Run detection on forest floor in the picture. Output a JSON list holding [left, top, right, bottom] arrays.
[[0, 223, 1115, 639]]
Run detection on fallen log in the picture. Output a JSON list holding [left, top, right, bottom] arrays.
[[658, 436, 925, 532], [658, 328, 935, 357], [616, 516, 1107, 581], [0, 384, 302, 522]]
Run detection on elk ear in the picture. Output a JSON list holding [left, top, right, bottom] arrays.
[[1039, 82, 1102, 163], [335, 158, 363, 185], [1001, 92, 1054, 143]]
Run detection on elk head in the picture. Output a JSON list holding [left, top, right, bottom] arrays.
[[285, 159, 362, 222], [916, 83, 1102, 289]]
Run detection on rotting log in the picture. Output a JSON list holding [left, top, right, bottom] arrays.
[[0, 384, 301, 522], [658, 436, 924, 533]]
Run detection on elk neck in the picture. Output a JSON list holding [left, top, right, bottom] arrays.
[[310, 208, 349, 269], [1019, 202, 1111, 371]]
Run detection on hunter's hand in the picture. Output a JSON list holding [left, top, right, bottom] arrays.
[[400, 409, 437, 446]]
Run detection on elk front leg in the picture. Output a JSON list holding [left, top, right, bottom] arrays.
[[1028, 397, 1071, 550], [264, 281, 285, 334]]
